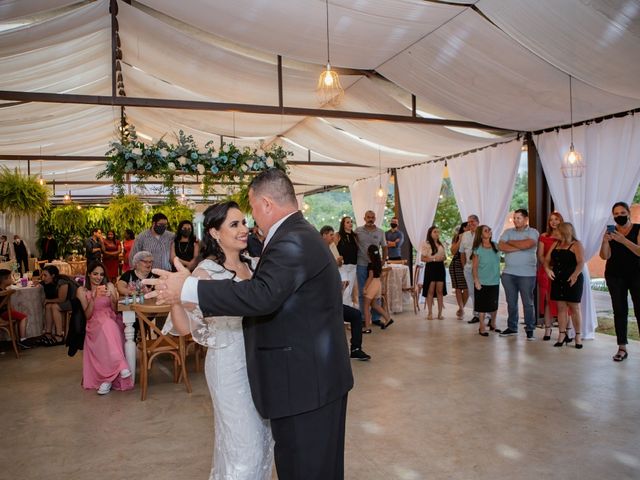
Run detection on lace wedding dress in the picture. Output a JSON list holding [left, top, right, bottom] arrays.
[[188, 259, 273, 480]]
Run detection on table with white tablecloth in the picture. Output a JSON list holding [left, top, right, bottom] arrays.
[[7, 285, 45, 338], [386, 264, 410, 313]]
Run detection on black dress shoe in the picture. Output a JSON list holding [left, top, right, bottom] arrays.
[[350, 348, 371, 361], [381, 319, 394, 330], [467, 316, 480, 324]]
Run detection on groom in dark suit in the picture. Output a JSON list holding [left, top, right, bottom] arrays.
[[146, 169, 353, 480]]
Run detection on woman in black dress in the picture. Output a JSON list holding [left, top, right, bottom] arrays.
[[449, 222, 468, 317], [336, 216, 358, 306], [544, 222, 585, 349], [421, 226, 447, 319], [170, 220, 200, 272]]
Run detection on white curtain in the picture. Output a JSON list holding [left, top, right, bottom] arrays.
[[349, 173, 390, 227], [448, 140, 522, 237], [396, 162, 445, 250], [535, 114, 640, 340]]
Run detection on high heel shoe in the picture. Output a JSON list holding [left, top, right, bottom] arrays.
[[553, 331, 567, 347], [478, 329, 489, 337], [574, 332, 583, 349], [543, 327, 552, 341]]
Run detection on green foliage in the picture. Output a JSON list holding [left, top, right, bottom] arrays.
[[228, 186, 251, 214], [38, 205, 89, 257], [301, 189, 355, 230], [152, 201, 195, 232], [105, 195, 147, 237], [0, 167, 50, 218], [510, 170, 529, 211], [634, 182, 640, 204]]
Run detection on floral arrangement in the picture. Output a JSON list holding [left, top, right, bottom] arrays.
[[98, 126, 291, 196]]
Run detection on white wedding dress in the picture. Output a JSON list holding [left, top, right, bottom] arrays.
[[187, 259, 273, 480]]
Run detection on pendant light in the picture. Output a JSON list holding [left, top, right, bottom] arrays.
[[317, 0, 343, 105], [375, 147, 385, 205], [561, 75, 585, 178], [38, 147, 45, 185]]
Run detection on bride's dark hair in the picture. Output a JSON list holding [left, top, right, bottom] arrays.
[[199, 201, 252, 278]]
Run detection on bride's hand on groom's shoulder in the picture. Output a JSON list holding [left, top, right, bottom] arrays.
[[143, 258, 190, 305]]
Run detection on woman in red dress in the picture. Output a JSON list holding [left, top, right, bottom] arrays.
[[537, 211, 563, 340], [121, 229, 135, 273], [102, 230, 121, 283]]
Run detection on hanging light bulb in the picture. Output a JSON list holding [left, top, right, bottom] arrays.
[[316, 0, 344, 105], [375, 147, 386, 205], [38, 149, 45, 185], [63, 191, 72, 204], [561, 75, 585, 178]]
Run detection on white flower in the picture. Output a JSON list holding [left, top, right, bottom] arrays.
[[132, 148, 143, 156], [240, 164, 249, 172], [167, 162, 176, 170], [222, 144, 230, 153], [266, 158, 274, 167], [197, 164, 205, 174], [177, 156, 188, 166], [159, 148, 169, 158]]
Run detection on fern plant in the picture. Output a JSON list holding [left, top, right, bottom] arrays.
[[0, 167, 50, 218]]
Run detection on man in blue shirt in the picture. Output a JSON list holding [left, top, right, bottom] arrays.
[[385, 217, 405, 261], [498, 209, 540, 340]]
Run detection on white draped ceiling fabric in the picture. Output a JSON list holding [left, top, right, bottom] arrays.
[[1, 0, 639, 198], [448, 141, 522, 237], [349, 173, 390, 228], [396, 162, 445, 250], [535, 115, 640, 340]]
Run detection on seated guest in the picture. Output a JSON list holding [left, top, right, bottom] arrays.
[[116, 251, 157, 296], [0, 269, 30, 349], [41, 265, 77, 346], [77, 262, 132, 395]]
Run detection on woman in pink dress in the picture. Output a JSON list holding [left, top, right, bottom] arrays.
[[537, 211, 563, 340], [77, 261, 133, 395]]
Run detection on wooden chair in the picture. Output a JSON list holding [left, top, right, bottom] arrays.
[[133, 304, 192, 401], [379, 267, 392, 318], [183, 333, 205, 373], [0, 290, 20, 359], [402, 263, 423, 315]]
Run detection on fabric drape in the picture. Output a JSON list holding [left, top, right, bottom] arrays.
[[349, 173, 390, 228], [535, 114, 640, 340]]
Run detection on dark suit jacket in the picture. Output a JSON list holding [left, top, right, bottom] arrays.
[[197, 211, 353, 419]]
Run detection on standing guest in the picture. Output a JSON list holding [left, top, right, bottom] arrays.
[[12, 235, 29, 275], [116, 251, 156, 296], [170, 220, 200, 271], [449, 222, 469, 317], [129, 213, 175, 271], [246, 224, 265, 257], [146, 169, 353, 480], [102, 230, 121, 283], [460, 214, 481, 323], [599, 201, 640, 362], [41, 265, 77, 346], [40, 232, 58, 263], [362, 245, 394, 332], [385, 217, 405, 261], [499, 209, 540, 340], [537, 212, 563, 340], [336, 216, 358, 307], [320, 225, 371, 360], [0, 235, 13, 261], [85, 228, 104, 264], [420, 226, 447, 320], [355, 210, 387, 324], [0, 269, 31, 349], [471, 226, 501, 336], [77, 262, 132, 395], [121, 229, 135, 273], [544, 222, 584, 349]]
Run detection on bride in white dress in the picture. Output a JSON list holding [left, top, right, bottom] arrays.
[[170, 201, 273, 480]]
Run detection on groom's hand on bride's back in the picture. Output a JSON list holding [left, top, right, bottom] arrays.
[[143, 257, 190, 305]]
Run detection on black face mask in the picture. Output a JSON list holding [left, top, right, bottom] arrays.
[[180, 228, 191, 237], [390, 223, 398, 229], [154, 225, 167, 235], [614, 215, 628, 226]]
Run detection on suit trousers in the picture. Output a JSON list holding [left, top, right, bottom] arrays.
[[270, 393, 348, 480]]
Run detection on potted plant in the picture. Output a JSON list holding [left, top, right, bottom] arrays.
[[0, 167, 49, 218]]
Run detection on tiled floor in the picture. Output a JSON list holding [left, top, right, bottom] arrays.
[[1, 302, 639, 480]]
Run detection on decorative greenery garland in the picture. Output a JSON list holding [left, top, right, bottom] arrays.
[[98, 127, 291, 196]]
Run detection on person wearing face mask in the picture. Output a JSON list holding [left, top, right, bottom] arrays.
[[385, 217, 405, 261], [12, 235, 29, 275], [102, 230, 121, 283], [129, 213, 175, 271], [600, 201, 640, 362], [170, 220, 200, 272]]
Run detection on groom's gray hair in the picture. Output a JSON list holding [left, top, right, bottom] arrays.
[[249, 169, 297, 207]]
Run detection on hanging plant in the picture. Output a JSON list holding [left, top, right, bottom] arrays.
[[98, 127, 291, 194], [105, 195, 148, 237], [0, 167, 50, 218]]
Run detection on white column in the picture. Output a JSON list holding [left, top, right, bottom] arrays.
[[122, 310, 137, 384]]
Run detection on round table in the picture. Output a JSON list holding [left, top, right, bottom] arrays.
[[7, 284, 45, 338]]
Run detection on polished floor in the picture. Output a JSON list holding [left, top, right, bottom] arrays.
[[1, 302, 639, 480]]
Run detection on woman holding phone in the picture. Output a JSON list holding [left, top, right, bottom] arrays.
[[600, 201, 640, 362], [77, 262, 133, 395]]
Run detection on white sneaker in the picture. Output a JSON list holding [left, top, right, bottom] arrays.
[[97, 382, 112, 395], [120, 368, 132, 379]]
